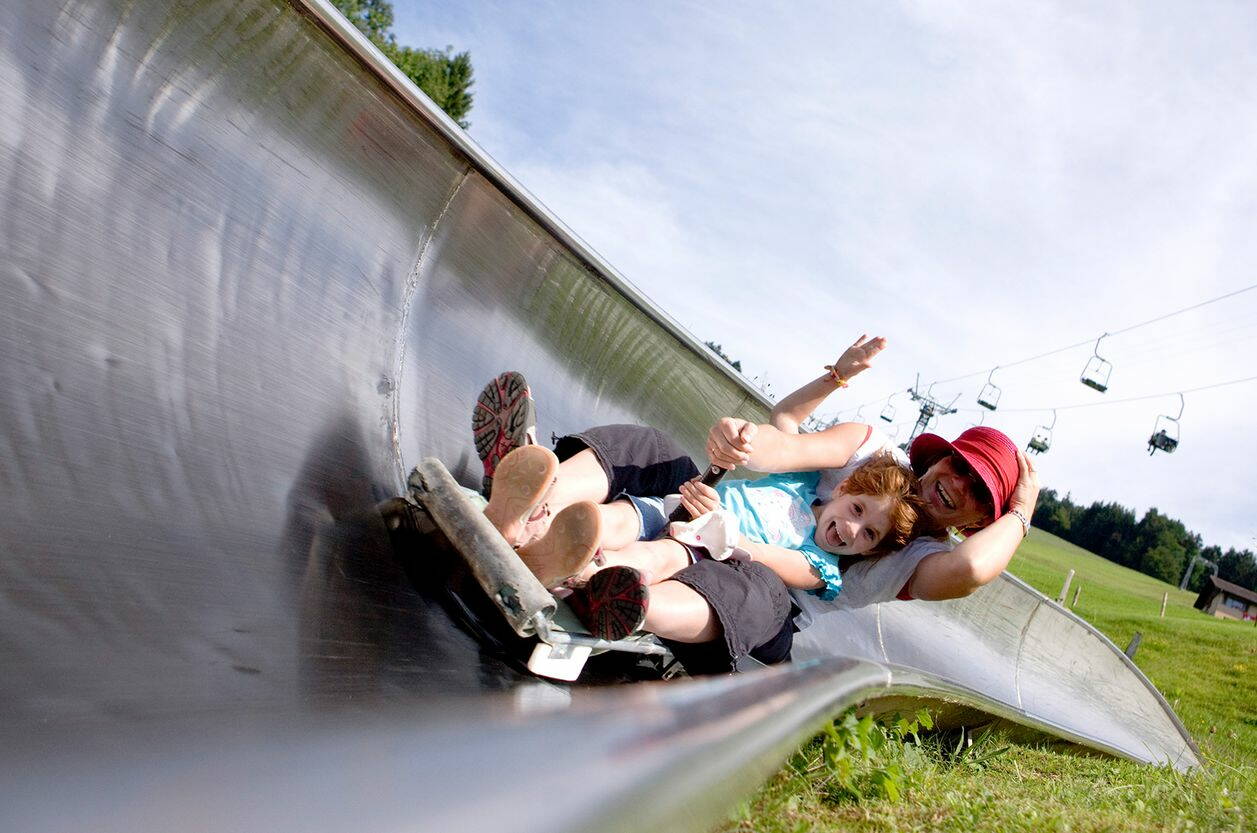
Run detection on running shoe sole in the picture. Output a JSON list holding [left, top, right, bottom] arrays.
[[472, 371, 537, 496], [565, 565, 648, 641]]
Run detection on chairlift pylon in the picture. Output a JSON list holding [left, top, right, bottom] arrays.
[[1080, 333, 1112, 393], [1147, 394, 1183, 456], [977, 367, 1001, 411], [1027, 409, 1057, 455]]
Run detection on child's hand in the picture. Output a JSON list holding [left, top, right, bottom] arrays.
[[707, 418, 757, 469], [830, 334, 887, 382], [678, 477, 721, 518]]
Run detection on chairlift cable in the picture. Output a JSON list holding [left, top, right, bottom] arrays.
[[923, 281, 1257, 386], [948, 373, 1257, 414]]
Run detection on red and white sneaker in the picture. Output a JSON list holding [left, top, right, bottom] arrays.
[[472, 371, 537, 497], [565, 566, 649, 641]]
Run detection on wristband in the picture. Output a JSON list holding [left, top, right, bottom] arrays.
[[823, 365, 848, 387], [1008, 508, 1030, 537]]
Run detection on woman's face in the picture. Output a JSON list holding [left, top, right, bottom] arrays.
[[917, 454, 990, 531]]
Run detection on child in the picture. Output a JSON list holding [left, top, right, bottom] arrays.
[[561, 451, 922, 639]]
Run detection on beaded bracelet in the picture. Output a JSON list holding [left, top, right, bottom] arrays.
[[1008, 508, 1031, 536], [823, 365, 848, 387]]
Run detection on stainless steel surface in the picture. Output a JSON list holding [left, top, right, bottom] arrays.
[[792, 569, 1200, 770], [0, 0, 1197, 829]]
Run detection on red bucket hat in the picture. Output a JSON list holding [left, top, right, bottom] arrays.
[[908, 426, 1018, 520]]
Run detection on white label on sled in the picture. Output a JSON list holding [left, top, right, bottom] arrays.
[[527, 641, 592, 682]]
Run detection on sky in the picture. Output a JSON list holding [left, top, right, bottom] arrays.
[[392, 1, 1257, 555]]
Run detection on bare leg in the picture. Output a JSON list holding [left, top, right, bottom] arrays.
[[546, 449, 611, 509], [589, 538, 690, 584], [595, 500, 642, 550], [644, 580, 721, 643]]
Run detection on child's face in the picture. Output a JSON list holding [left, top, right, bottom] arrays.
[[813, 487, 893, 556]]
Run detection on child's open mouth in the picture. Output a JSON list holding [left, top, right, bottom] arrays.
[[827, 520, 846, 550]]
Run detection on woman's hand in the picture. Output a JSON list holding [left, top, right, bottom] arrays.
[[829, 334, 887, 382], [678, 477, 721, 518], [1009, 449, 1040, 516], [707, 418, 757, 469]]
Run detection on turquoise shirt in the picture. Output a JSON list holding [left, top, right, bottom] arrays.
[[716, 471, 843, 601]]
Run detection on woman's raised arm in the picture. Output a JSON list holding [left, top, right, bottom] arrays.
[[771, 335, 886, 433]]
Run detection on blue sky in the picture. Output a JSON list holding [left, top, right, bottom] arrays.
[[392, 1, 1257, 555]]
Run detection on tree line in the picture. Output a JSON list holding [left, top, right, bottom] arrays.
[[1032, 489, 1256, 594], [332, 0, 474, 128]]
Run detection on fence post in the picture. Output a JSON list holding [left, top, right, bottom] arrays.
[[1124, 632, 1142, 659], [1160, 592, 1167, 618], [1057, 569, 1075, 605], [1071, 585, 1081, 608]]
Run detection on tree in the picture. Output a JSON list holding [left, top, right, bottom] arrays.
[[332, 0, 475, 128], [704, 341, 742, 372]]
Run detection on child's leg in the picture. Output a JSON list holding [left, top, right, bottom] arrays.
[[595, 538, 691, 583], [594, 499, 643, 550]]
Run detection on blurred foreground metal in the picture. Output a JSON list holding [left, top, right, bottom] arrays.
[[0, 0, 1197, 830]]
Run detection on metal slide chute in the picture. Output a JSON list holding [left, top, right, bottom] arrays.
[[0, 0, 1198, 829]]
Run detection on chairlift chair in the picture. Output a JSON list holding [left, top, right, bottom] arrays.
[[1147, 394, 1183, 456], [880, 393, 899, 423], [1080, 334, 1112, 393], [977, 367, 1001, 410], [1027, 410, 1057, 455]]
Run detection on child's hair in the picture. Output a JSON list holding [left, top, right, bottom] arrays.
[[837, 452, 924, 556]]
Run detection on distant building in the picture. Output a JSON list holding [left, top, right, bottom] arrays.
[[1194, 575, 1257, 622]]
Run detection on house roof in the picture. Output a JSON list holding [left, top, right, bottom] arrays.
[[1206, 574, 1257, 605]]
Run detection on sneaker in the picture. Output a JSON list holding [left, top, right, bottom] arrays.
[[565, 565, 648, 641], [472, 371, 537, 496], [484, 445, 559, 548], [517, 501, 601, 588]]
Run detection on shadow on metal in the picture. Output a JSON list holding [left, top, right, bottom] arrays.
[[0, 0, 1197, 829]]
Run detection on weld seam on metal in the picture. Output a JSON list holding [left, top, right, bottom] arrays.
[[387, 169, 471, 488], [1012, 598, 1041, 712], [874, 602, 889, 663]]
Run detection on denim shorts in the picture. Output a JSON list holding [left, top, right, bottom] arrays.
[[624, 494, 669, 541]]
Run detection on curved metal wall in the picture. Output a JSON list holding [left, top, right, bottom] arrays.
[[0, 0, 1196, 828], [0, 0, 766, 725]]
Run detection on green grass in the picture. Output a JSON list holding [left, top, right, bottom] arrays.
[[718, 529, 1256, 833]]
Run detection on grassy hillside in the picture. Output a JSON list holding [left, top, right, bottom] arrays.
[[720, 528, 1255, 833]]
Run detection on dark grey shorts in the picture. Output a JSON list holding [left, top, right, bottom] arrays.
[[554, 424, 699, 501], [663, 559, 795, 675]]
